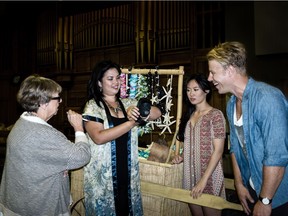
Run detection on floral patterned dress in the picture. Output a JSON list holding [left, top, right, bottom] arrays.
[[82, 98, 143, 216], [182, 108, 226, 199]]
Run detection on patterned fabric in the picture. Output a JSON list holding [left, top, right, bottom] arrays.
[[182, 108, 226, 199], [82, 98, 143, 216]]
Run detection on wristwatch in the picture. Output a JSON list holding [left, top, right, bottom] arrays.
[[259, 196, 272, 205]]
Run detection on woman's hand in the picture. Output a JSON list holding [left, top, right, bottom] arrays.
[[171, 155, 183, 164], [67, 110, 84, 132], [191, 179, 207, 199], [127, 106, 140, 122]]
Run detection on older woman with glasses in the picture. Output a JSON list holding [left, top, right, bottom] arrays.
[[0, 74, 91, 216]]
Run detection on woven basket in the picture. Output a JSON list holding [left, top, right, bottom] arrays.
[[70, 160, 190, 216], [139, 159, 190, 216], [70, 168, 85, 216], [147, 141, 172, 163]]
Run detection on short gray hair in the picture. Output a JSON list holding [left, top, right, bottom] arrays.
[[17, 74, 62, 112]]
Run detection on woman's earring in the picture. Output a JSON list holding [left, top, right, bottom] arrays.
[[100, 87, 102, 92]]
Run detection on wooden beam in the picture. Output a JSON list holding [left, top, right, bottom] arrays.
[[224, 178, 235, 190], [121, 68, 184, 75], [141, 181, 243, 211]]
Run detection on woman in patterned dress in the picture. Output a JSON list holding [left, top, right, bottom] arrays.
[[172, 74, 226, 216], [82, 60, 161, 216]]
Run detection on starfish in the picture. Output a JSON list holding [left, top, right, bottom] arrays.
[[165, 94, 173, 107], [150, 94, 159, 105], [149, 118, 162, 130], [158, 120, 176, 135], [165, 99, 173, 112], [166, 76, 173, 87], [162, 112, 174, 124], [159, 86, 172, 102]]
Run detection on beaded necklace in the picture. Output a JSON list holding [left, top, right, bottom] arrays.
[[104, 99, 122, 117]]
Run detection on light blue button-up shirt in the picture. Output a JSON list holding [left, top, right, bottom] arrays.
[[227, 78, 288, 208]]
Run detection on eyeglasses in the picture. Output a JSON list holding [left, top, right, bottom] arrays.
[[50, 96, 62, 102]]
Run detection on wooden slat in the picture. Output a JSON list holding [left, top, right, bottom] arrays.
[[141, 181, 243, 211], [175, 68, 183, 154], [121, 68, 184, 75], [139, 158, 235, 190], [139, 158, 173, 168], [224, 178, 235, 190]]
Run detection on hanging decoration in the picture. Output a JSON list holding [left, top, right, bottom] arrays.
[[129, 74, 138, 99], [147, 71, 153, 99], [120, 66, 183, 138], [136, 74, 149, 99], [136, 74, 152, 136], [120, 73, 128, 98], [121, 66, 184, 157], [152, 75, 176, 135]]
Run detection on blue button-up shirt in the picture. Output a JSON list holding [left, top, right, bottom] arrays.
[[227, 78, 288, 208]]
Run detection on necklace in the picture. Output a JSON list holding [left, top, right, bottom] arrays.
[[104, 99, 122, 117]]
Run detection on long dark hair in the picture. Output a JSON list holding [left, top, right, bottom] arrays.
[[177, 73, 212, 142], [87, 60, 121, 107]]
